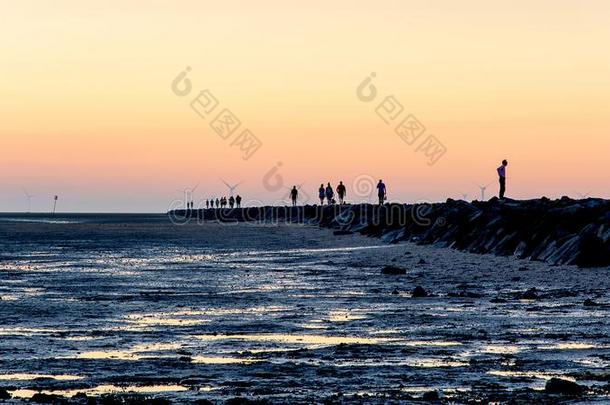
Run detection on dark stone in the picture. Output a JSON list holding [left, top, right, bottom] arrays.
[[31, 393, 65, 403], [417, 258, 427, 264], [584, 299, 600, 307], [545, 377, 584, 395], [422, 390, 440, 401], [381, 265, 407, 275], [576, 231, 610, 268], [412, 286, 428, 298], [521, 288, 539, 300], [0, 388, 10, 400]]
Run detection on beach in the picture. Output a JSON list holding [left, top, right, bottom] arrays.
[[1, 214, 610, 403]]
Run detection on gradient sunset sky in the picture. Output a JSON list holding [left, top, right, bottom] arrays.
[[2, 0, 609, 212]]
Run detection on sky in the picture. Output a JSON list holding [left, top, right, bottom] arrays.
[[1, 0, 609, 212]]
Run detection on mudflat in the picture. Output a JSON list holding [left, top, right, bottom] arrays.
[[1, 214, 609, 403]]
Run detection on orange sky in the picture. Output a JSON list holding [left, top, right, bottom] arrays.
[[1, 0, 609, 212]]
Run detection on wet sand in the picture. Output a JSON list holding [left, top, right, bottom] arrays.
[[1, 215, 610, 403]]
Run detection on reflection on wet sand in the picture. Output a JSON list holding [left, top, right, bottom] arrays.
[[124, 313, 208, 327], [10, 384, 192, 399], [0, 373, 82, 381], [195, 333, 392, 346], [191, 356, 259, 364]]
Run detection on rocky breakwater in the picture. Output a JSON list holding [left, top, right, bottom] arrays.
[[169, 197, 610, 268]]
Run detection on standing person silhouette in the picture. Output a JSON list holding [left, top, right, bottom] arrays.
[[235, 195, 242, 208], [376, 179, 386, 205], [497, 159, 508, 199], [325, 183, 334, 205], [318, 184, 325, 205], [290, 186, 298, 207], [206, 199, 209, 209], [215, 198, 220, 208], [229, 196, 235, 208], [336, 181, 346, 204]]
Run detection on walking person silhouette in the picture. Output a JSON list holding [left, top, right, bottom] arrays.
[[336, 181, 346, 204], [497, 160, 508, 199], [325, 183, 334, 205], [376, 179, 386, 205], [318, 184, 325, 205], [290, 186, 298, 207]]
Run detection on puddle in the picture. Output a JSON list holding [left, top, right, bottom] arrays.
[[10, 384, 191, 399], [0, 373, 82, 381]]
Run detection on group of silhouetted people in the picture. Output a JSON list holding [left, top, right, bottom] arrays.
[[317, 181, 349, 205], [205, 195, 242, 209], [286, 180, 389, 206], [194, 159, 508, 212], [316, 182, 348, 205]]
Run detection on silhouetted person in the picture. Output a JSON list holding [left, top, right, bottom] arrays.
[[215, 198, 220, 208], [325, 183, 334, 205], [229, 196, 235, 208], [318, 184, 325, 205], [206, 199, 210, 209], [236, 195, 242, 208], [497, 159, 508, 199], [336, 181, 346, 204], [290, 186, 298, 206], [377, 180, 386, 205]]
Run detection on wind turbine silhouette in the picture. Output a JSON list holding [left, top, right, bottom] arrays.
[[475, 182, 493, 201], [220, 179, 242, 196], [176, 183, 199, 209], [22, 188, 35, 213]]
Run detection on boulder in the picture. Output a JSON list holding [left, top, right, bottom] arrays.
[[0, 389, 10, 400], [31, 393, 65, 403], [381, 265, 407, 275], [545, 378, 584, 395], [422, 391, 440, 401], [412, 286, 428, 297], [521, 288, 539, 300], [584, 299, 600, 307]]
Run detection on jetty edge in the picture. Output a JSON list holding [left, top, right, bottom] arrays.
[[168, 197, 610, 268]]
